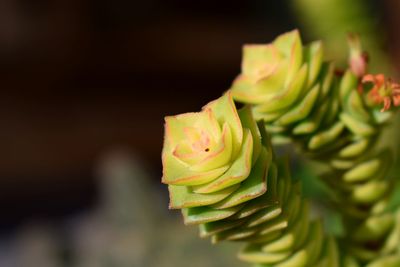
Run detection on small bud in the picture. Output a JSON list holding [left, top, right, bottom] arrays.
[[348, 33, 368, 77]]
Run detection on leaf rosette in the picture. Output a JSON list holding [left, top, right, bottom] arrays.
[[230, 30, 323, 124], [162, 92, 270, 215]]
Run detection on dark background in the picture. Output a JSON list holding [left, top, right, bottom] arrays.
[[1, 0, 399, 231]]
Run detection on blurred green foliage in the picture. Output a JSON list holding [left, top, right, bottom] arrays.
[[291, 0, 392, 74]]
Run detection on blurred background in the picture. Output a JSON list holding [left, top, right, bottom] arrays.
[[1, 0, 400, 266]]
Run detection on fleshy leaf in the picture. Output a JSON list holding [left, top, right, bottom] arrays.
[[345, 90, 371, 123], [292, 96, 329, 135], [273, 29, 303, 86], [212, 227, 259, 243], [239, 243, 291, 264], [211, 147, 271, 209], [351, 213, 394, 243], [351, 180, 388, 204], [164, 110, 221, 149], [254, 64, 308, 113], [340, 112, 376, 137], [339, 70, 358, 103], [228, 163, 278, 220], [343, 158, 381, 183], [308, 121, 345, 150], [245, 204, 282, 228], [242, 44, 281, 78], [199, 219, 246, 238], [182, 204, 244, 225], [205, 92, 243, 158], [262, 201, 309, 253], [239, 106, 262, 164], [162, 152, 229, 185], [276, 83, 320, 126], [338, 138, 369, 158], [304, 41, 323, 87], [168, 183, 240, 209]]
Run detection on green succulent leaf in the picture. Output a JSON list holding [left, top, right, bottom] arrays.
[[168, 183, 240, 209], [182, 204, 244, 225], [211, 147, 270, 209]]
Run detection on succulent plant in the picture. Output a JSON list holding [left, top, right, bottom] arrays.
[[230, 30, 400, 265], [161, 29, 400, 267], [162, 93, 341, 266]]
